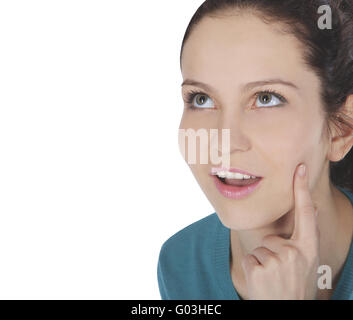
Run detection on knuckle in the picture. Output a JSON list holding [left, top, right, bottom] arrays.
[[298, 239, 319, 259], [268, 255, 280, 268], [261, 235, 277, 247], [307, 245, 320, 263], [252, 247, 263, 255], [242, 254, 256, 270], [251, 247, 264, 259], [283, 245, 300, 261], [253, 246, 279, 268], [244, 253, 254, 263], [300, 252, 318, 270], [249, 265, 263, 281], [308, 253, 320, 266]]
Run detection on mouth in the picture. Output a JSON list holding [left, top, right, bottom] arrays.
[[217, 175, 262, 186], [210, 168, 263, 199]]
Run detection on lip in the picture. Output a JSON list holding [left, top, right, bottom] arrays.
[[211, 167, 262, 178], [211, 174, 263, 199]]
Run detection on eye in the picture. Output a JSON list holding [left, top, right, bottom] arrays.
[[255, 91, 287, 108], [183, 90, 215, 109]]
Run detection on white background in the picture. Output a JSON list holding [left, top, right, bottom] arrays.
[[0, 0, 214, 299]]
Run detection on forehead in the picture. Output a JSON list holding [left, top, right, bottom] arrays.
[[181, 14, 310, 86]]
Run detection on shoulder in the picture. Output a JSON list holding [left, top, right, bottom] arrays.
[[159, 212, 220, 259], [157, 212, 223, 299]]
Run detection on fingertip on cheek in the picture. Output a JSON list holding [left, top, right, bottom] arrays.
[[298, 164, 306, 177]]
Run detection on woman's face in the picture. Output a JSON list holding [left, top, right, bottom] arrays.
[[179, 13, 331, 230]]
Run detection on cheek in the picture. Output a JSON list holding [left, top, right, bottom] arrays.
[[255, 114, 326, 201], [255, 111, 324, 163], [178, 112, 220, 166], [179, 110, 216, 130]]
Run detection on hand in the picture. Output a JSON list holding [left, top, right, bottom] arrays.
[[241, 163, 320, 300]]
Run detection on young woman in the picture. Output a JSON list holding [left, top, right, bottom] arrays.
[[157, 0, 353, 300]]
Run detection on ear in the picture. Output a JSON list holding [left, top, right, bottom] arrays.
[[327, 94, 353, 162]]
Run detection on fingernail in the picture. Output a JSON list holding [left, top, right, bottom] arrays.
[[315, 209, 319, 217], [298, 164, 306, 177]]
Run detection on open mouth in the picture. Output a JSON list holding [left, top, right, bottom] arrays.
[[217, 176, 262, 186], [210, 169, 263, 199]]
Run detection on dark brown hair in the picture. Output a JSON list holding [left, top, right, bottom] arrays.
[[180, 0, 353, 192]]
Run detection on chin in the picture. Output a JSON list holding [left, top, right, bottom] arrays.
[[214, 204, 280, 231], [215, 211, 258, 230]]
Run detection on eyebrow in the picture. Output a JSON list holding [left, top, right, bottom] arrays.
[[181, 78, 299, 93]]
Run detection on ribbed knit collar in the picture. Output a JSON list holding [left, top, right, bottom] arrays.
[[213, 186, 353, 300], [330, 186, 353, 300]]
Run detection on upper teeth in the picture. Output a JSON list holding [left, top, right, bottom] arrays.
[[215, 171, 257, 179]]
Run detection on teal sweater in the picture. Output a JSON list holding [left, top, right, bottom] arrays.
[[157, 186, 353, 300]]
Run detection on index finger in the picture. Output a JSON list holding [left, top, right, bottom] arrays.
[[290, 163, 319, 243]]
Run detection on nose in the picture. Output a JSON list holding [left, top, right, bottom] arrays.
[[211, 110, 251, 156]]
